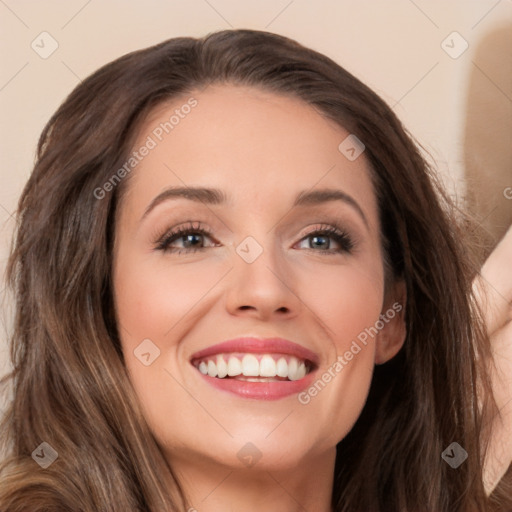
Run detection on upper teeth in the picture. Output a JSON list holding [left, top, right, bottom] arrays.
[[195, 354, 308, 381]]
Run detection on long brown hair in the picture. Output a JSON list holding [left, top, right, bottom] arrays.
[[0, 29, 509, 511]]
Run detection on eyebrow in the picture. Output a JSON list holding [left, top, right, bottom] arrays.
[[141, 186, 368, 226]]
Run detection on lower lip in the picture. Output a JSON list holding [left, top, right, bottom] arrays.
[[195, 368, 317, 400]]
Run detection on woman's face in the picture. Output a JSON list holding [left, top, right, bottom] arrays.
[[112, 84, 405, 473]]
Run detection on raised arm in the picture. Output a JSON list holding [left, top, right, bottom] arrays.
[[473, 225, 512, 495]]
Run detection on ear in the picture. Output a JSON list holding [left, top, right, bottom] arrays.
[[374, 280, 407, 365]]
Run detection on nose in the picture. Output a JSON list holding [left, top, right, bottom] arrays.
[[224, 238, 301, 321]]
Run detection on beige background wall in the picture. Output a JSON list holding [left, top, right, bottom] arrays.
[[1, 0, 511, 381]]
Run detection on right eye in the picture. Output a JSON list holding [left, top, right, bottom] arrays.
[[154, 222, 218, 254]]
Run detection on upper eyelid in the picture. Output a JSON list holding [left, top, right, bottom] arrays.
[[157, 222, 348, 239], [156, 222, 354, 250]]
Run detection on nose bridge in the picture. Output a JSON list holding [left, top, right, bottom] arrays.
[[225, 230, 300, 317]]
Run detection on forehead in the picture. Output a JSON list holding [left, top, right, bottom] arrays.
[[120, 84, 378, 224]]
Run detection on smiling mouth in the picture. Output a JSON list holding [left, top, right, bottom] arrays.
[[191, 352, 315, 382]]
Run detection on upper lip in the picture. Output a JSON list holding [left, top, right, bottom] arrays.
[[190, 337, 320, 367]]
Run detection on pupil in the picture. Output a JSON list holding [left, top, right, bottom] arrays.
[[184, 234, 201, 247], [311, 235, 328, 249]]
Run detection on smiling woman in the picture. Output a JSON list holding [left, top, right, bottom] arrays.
[[0, 29, 511, 512]]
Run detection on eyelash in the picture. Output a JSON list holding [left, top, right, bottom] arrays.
[[154, 221, 354, 255]]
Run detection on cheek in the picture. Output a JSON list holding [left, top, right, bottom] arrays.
[[112, 254, 229, 443], [296, 252, 384, 344], [291, 258, 383, 445], [114, 253, 230, 342]]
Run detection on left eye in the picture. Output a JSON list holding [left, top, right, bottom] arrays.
[[296, 229, 354, 253], [173, 233, 210, 249]]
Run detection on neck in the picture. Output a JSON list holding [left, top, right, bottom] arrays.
[[169, 448, 336, 512]]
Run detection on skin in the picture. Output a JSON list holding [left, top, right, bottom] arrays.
[[474, 225, 512, 494], [112, 84, 407, 512]]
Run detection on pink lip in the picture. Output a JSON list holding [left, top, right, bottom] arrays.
[[197, 370, 318, 400], [190, 337, 320, 366], [189, 337, 319, 401]]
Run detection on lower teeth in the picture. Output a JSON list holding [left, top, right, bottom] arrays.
[[220, 376, 289, 382]]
